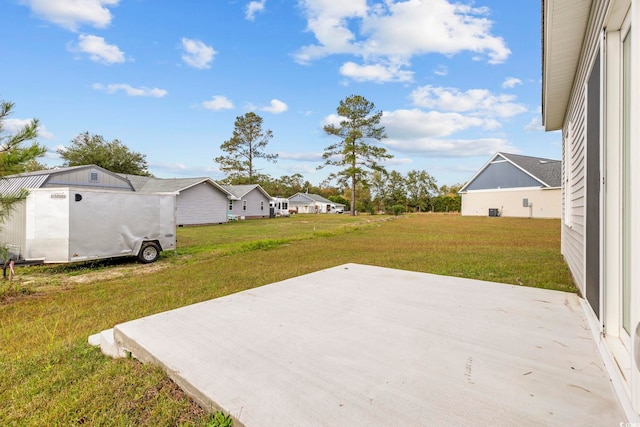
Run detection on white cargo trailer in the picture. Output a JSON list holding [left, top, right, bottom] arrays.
[[2, 188, 176, 264]]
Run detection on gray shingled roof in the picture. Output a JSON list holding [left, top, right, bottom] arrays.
[[499, 152, 561, 187], [290, 193, 334, 204], [221, 184, 271, 200], [120, 174, 228, 194]]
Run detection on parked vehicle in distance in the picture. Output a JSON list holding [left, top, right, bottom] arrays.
[[270, 197, 290, 217]]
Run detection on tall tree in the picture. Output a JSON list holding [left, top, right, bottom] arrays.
[[58, 132, 152, 176], [215, 112, 277, 183], [321, 95, 391, 215], [0, 100, 47, 222]]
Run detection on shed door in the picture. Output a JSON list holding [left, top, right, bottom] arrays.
[[585, 51, 601, 319]]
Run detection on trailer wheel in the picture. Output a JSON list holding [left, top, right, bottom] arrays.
[[138, 242, 160, 264]]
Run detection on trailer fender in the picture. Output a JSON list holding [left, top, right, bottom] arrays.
[[135, 240, 162, 264]]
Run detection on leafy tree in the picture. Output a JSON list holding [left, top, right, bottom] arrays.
[[385, 170, 407, 210], [406, 170, 438, 212], [369, 170, 388, 214], [215, 112, 277, 183], [321, 95, 391, 215], [0, 100, 47, 222], [432, 183, 462, 212], [58, 132, 152, 176]]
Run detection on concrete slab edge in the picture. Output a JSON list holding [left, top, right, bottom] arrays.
[[112, 325, 246, 427], [87, 329, 127, 359], [580, 298, 640, 423]]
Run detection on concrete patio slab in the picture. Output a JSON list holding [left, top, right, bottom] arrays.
[[96, 263, 626, 426]]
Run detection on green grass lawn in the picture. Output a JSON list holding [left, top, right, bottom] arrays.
[[0, 214, 575, 426]]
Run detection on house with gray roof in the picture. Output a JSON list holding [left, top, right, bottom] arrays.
[[288, 193, 344, 214], [121, 175, 232, 226], [459, 152, 561, 218], [221, 184, 272, 219]]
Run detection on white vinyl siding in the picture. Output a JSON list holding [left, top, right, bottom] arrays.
[[461, 188, 561, 218], [560, 0, 609, 297], [175, 182, 228, 226], [563, 121, 573, 226], [240, 189, 270, 218]]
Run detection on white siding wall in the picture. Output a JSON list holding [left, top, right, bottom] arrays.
[[461, 188, 561, 218], [240, 189, 270, 218], [560, 0, 609, 296], [176, 183, 228, 225]]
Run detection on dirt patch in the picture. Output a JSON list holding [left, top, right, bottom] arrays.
[[1, 259, 173, 305]]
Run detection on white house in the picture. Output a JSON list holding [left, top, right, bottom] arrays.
[[124, 175, 232, 226], [288, 193, 343, 213], [222, 184, 272, 219], [543, 0, 639, 419], [459, 152, 561, 218]]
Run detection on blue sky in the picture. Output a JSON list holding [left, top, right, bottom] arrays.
[[0, 0, 559, 187]]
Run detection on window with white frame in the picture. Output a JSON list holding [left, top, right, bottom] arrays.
[[242, 200, 247, 211], [228, 200, 233, 211], [260, 201, 264, 211]]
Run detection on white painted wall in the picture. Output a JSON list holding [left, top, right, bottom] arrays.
[[461, 188, 561, 218]]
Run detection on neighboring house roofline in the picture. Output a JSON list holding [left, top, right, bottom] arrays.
[[119, 174, 232, 196], [221, 184, 272, 200], [289, 192, 334, 204], [459, 152, 561, 193]]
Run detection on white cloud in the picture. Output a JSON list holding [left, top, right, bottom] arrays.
[[246, 0, 266, 21], [261, 99, 288, 114], [320, 107, 513, 158], [524, 115, 545, 132], [382, 109, 487, 139], [4, 118, 53, 139], [20, 0, 119, 31], [410, 85, 527, 118], [433, 65, 448, 76], [181, 38, 216, 69], [502, 77, 522, 89], [93, 83, 167, 97], [202, 96, 234, 111], [74, 34, 125, 64], [278, 151, 324, 161], [383, 135, 514, 158], [339, 61, 413, 83], [295, 0, 510, 70]]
